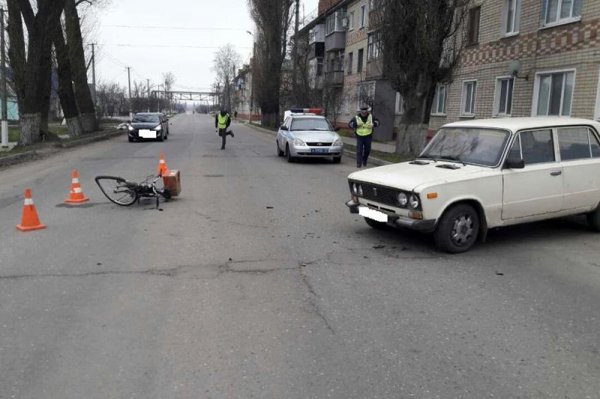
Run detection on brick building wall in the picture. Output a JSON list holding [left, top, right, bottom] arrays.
[[430, 0, 600, 130], [319, 0, 344, 15]]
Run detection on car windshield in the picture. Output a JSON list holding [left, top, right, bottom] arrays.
[[290, 118, 332, 131], [132, 114, 160, 123], [420, 127, 510, 167]]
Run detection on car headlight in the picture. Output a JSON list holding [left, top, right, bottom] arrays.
[[153, 125, 162, 131], [409, 194, 420, 209], [128, 125, 135, 131], [397, 192, 408, 207], [293, 138, 306, 146], [358, 184, 363, 196], [333, 138, 343, 146], [352, 183, 358, 195]]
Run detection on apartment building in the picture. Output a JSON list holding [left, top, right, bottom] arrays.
[[432, 0, 600, 129]]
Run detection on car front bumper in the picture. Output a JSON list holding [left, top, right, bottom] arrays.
[[290, 144, 343, 158], [345, 200, 436, 233]]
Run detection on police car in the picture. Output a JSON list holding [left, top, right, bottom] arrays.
[[276, 108, 344, 163]]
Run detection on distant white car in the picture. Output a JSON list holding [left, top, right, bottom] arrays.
[[276, 112, 344, 163], [346, 117, 600, 253]]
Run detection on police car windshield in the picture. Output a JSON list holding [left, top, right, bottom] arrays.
[[132, 114, 160, 123], [290, 118, 331, 131]]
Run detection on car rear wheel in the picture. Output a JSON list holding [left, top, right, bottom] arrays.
[[587, 206, 600, 231], [286, 144, 295, 163], [433, 204, 480, 253]]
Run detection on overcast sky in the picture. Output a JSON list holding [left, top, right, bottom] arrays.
[[96, 0, 319, 94]]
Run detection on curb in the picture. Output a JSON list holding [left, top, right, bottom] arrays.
[[0, 129, 123, 168], [245, 122, 392, 166]]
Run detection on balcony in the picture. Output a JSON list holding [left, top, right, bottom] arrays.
[[325, 31, 346, 52], [366, 58, 384, 80], [324, 70, 344, 86], [308, 42, 325, 60]]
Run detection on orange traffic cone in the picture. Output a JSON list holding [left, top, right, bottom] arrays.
[[157, 151, 170, 176], [65, 169, 90, 204], [16, 189, 47, 231]]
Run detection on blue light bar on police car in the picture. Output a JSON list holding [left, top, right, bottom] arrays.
[[289, 108, 323, 115]]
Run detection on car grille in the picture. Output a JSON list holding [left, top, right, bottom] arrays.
[[306, 142, 333, 146], [349, 181, 398, 207]]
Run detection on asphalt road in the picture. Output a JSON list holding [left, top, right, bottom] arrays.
[[0, 114, 599, 399]]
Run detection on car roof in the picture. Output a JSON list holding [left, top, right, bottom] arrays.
[[442, 117, 600, 132]]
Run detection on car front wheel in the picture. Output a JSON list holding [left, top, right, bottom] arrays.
[[285, 144, 294, 163], [277, 141, 284, 157], [433, 204, 480, 253]]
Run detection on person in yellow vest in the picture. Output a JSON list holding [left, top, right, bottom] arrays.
[[215, 109, 234, 150], [348, 105, 380, 168]]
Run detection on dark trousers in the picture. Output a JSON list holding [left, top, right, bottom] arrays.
[[218, 128, 232, 149], [356, 134, 373, 166]]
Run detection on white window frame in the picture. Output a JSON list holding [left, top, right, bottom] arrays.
[[542, 0, 582, 28], [348, 11, 355, 31], [461, 80, 477, 117], [595, 68, 600, 121], [531, 68, 576, 117], [503, 0, 521, 36], [431, 84, 447, 116], [493, 76, 515, 117], [395, 92, 404, 115], [360, 5, 367, 28]]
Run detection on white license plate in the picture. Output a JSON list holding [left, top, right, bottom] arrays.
[[359, 207, 388, 223], [139, 129, 156, 139], [311, 148, 328, 153]]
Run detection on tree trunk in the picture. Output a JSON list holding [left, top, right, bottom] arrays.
[[261, 111, 279, 128], [6, 0, 26, 114], [65, 116, 83, 137], [53, 23, 82, 137], [39, 47, 53, 136], [19, 113, 41, 146], [64, 0, 97, 133]]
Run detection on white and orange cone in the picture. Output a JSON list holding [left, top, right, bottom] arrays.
[[16, 189, 47, 231], [65, 169, 90, 204], [157, 151, 170, 176]]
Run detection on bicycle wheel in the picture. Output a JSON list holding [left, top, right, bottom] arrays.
[[95, 176, 139, 206]]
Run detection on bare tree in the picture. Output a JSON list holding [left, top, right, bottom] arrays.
[[7, 0, 64, 146], [374, 0, 470, 155], [162, 72, 176, 113], [248, 0, 294, 128], [96, 82, 126, 117], [212, 44, 241, 112]]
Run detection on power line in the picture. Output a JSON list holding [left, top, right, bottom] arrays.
[[104, 24, 249, 32], [109, 44, 251, 50]]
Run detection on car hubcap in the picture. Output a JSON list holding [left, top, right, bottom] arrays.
[[451, 215, 474, 246]]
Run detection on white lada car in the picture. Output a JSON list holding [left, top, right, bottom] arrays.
[[345, 117, 600, 253]]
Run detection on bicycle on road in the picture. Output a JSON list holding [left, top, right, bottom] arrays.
[[95, 174, 171, 208]]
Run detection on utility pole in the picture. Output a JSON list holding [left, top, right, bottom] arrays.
[[127, 67, 132, 120], [291, 0, 300, 105], [90, 43, 97, 109], [147, 79, 150, 112], [1, 8, 8, 148]]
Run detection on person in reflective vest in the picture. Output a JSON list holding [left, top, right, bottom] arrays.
[[348, 105, 380, 168], [215, 110, 234, 150]]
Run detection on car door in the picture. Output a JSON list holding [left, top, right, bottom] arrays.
[[502, 129, 563, 220], [278, 117, 291, 149], [557, 126, 600, 211]]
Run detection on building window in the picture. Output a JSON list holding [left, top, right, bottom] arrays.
[[504, 0, 521, 35], [395, 92, 404, 115], [534, 70, 575, 116], [543, 0, 583, 27], [494, 77, 514, 116], [358, 81, 376, 110], [347, 52, 354, 75], [431, 84, 447, 115], [326, 11, 347, 35], [461, 80, 477, 116], [367, 31, 381, 60], [360, 5, 367, 28], [348, 11, 355, 30], [316, 57, 324, 76], [357, 49, 364, 72], [467, 6, 481, 46]]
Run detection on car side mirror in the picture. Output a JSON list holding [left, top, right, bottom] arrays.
[[280, 126, 289, 131], [505, 156, 525, 169]]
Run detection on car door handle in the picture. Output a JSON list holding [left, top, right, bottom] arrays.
[[550, 171, 562, 176]]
